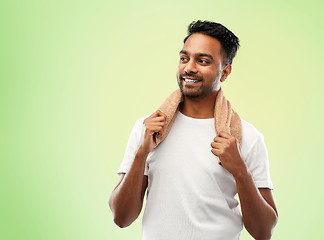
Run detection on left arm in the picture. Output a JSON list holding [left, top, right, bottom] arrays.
[[211, 132, 278, 240], [234, 171, 278, 240]]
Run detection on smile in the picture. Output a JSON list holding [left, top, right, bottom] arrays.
[[183, 77, 202, 83]]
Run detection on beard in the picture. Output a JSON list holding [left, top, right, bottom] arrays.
[[177, 73, 220, 99], [178, 82, 210, 98]]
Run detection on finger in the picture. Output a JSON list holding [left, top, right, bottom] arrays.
[[214, 136, 228, 143], [147, 122, 165, 129], [147, 126, 163, 135], [147, 112, 166, 123], [211, 148, 221, 156], [218, 131, 231, 139], [156, 110, 167, 119], [153, 116, 167, 122], [211, 149, 223, 166], [150, 110, 163, 118], [211, 141, 223, 149], [146, 122, 165, 130], [144, 118, 166, 128]]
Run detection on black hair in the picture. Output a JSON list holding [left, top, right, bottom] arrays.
[[184, 20, 240, 65]]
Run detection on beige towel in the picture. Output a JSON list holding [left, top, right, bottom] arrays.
[[153, 88, 242, 148]]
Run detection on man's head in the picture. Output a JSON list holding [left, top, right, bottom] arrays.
[[184, 20, 240, 65], [177, 21, 240, 99]]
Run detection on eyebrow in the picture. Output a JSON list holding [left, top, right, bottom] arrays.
[[179, 50, 214, 61]]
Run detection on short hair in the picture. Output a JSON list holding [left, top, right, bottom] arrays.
[[184, 20, 240, 65]]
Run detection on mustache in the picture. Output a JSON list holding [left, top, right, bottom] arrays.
[[180, 73, 203, 80]]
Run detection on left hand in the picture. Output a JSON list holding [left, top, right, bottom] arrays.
[[211, 131, 246, 176]]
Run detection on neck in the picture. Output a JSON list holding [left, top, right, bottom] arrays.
[[180, 90, 219, 119]]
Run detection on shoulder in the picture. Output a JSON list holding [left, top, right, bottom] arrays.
[[240, 118, 265, 153], [123, 114, 151, 151], [241, 118, 264, 142], [134, 114, 150, 127], [240, 119, 273, 189], [130, 114, 151, 135]]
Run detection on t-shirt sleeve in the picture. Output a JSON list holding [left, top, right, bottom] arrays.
[[117, 118, 149, 176], [243, 131, 274, 190]]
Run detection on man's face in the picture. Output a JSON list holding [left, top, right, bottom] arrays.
[[177, 33, 228, 99]]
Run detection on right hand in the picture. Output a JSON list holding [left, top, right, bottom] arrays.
[[140, 110, 167, 154]]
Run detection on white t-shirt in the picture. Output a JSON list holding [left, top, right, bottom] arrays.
[[118, 111, 273, 240]]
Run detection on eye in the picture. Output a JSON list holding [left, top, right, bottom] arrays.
[[199, 59, 209, 64], [180, 57, 188, 63]]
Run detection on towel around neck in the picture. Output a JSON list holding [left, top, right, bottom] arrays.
[[154, 88, 242, 149]]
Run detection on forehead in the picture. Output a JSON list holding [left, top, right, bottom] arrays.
[[181, 33, 222, 58]]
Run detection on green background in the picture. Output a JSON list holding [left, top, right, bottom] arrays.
[[1, 0, 323, 239]]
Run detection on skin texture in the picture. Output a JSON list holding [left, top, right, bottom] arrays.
[[109, 33, 278, 239]]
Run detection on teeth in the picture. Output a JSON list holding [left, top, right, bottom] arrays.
[[184, 78, 200, 82]]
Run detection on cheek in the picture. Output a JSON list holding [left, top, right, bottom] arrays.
[[177, 65, 184, 76], [211, 68, 222, 78], [204, 70, 218, 80], [202, 65, 218, 77]]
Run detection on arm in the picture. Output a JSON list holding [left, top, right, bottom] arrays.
[[109, 150, 149, 228], [234, 172, 278, 239], [211, 132, 278, 240], [109, 111, 166, 228]]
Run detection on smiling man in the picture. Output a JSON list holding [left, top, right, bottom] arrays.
[[109, 21, 278, 240]]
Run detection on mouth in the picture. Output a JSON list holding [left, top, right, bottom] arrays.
[[182, 76, 202, 83]]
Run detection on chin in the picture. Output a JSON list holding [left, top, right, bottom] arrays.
[[180, 87, 204, 98]]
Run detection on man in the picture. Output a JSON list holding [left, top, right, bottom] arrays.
[[109, 20, 278, 240]]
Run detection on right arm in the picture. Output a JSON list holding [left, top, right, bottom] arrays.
[[108, 149, 149, 228], [108, 111, 166, 228]]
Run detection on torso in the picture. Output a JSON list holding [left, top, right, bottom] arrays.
[[142, 111, 242, 240]]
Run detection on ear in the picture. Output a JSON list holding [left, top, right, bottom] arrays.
[[220, 64, 232, 82]]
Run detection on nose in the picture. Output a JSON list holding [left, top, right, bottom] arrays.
[[184, 60, 197, 74]]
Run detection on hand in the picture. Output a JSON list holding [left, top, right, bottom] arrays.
[[210, 131, 247, 177], [140, 110, 167, 154]]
